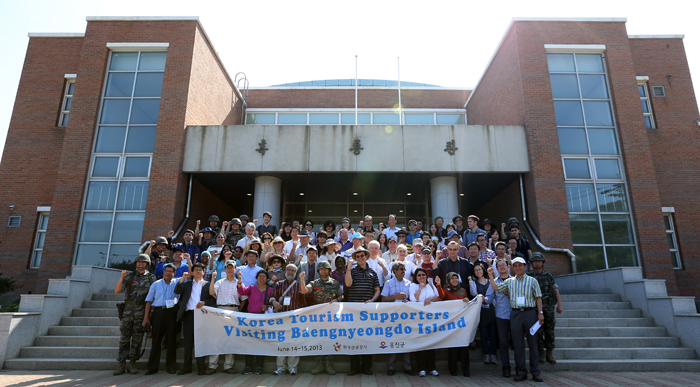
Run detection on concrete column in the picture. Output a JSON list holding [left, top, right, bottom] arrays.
[[253, 176, 282, 230], [430, 176, 459, 223]]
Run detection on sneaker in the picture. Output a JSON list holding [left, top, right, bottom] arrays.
[[418, 370, 426, 377], [490, 354, 498, 364], [431, 370, 439, 376], [289, 368, 298, 376], [273, 368, 286, 375], [483, 355, 490, 364], [242, 366, 253, 375], [255, 367, 263, 375]]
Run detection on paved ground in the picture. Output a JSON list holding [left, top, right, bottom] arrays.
[[1, 370, 700, 387]]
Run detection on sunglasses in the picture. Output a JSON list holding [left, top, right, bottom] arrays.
[[416, 274, 427, 277]]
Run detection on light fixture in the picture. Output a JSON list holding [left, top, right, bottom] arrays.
[[406, 193, 412, 196], [299, 193, 304, 196], [353, 192, 358, 196], [353, 209, 358, 212], [399, 210, 403, 213], [247, 193, 252, 196], [308, 210, 312, 213], [459, 193, 464, 196]]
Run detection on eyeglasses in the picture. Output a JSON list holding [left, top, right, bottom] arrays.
[[397, 268, 406, 272], [216, 236, 224, 239], [263, 238, 271, 241], [416, 274, 427, 277], [355, 254, 366, 258], [447, 248, 458, 251], [305, 224, 313, 227]]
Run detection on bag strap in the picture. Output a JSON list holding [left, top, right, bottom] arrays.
[[280, 280, 297, 298]]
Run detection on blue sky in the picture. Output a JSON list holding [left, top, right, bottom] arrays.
[[0, 0, 697, 161]]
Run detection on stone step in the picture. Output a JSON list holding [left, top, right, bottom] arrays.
[[556, 336, 681, 348], [6, 357, 700, 372], [560, 294, 621, 302], [82, 300, 120, 309], [557, 317, 655, 327], [92, 293, 123, 301], [72, 308, 119, 317], [34, 335, 120, 347], [556, 347, 697, 360], [565, 301, 632, 310], [47, 326, 120, 336], [556, 326, 667, 337], [559, 309, 642, 318], [61, 316, 120, 327]]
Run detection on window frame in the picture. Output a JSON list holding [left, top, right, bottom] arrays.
[[58, 77, 75, 127], [30, 212, 49, 268], [664, 212, 682, 269], [637, 80, 656, 129], [244, 109, 467, 125]]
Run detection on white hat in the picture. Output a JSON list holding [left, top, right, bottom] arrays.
[[512, 257, 527, 265]]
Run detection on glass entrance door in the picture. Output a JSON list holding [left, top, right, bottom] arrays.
[[283, 201, 429, 230]]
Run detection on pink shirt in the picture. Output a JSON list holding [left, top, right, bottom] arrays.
[[238, 285, 275, 314]]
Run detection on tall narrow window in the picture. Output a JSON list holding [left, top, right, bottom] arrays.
[[638, 81, 655, 129], [75, 51, 165, 269], [59, 80, 75, 127], [31, 213, 49, 268], [664, 213, 681, 269], [549, 52, 639, 272]]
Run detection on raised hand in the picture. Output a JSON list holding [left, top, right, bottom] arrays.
[[168, 230, 175, 238], [434, 276, 441, 286], [120, 270, 128, 278], [212, 271, 217, 280], [196, 220, 201, 226]]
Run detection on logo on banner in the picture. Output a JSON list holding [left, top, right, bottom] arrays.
[[379, 341, 388, 349], [333, 342, 342, 352], [200, 309, 208, 314]]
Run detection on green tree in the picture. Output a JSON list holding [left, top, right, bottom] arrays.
[[0, 263, 22, 296]]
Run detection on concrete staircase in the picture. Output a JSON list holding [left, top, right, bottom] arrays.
[[4, 292, 699, 371]]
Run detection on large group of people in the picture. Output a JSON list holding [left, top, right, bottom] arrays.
[[116, 212, 562, 382]]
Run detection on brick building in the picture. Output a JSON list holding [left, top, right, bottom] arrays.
[[0, 16, 698, 301]]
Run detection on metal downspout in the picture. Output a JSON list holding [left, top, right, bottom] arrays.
[[519, 174, 577, 273], [173, 174, 194, 239]]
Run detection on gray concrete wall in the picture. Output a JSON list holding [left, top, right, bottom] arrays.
[[182, 125, 530, 173]]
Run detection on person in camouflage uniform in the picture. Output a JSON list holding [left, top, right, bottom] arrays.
[[527, 252, 563, 364], [224, 218, 245, 247], [302, 261, 342, 375], [113, 254, 156, 375]]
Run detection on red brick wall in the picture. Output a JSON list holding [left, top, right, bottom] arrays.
[[0, 37, 83, 294], [248, 88, 469, 109], [629, 37, 700, 298]]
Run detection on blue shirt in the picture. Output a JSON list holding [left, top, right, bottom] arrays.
[[494, 276, 512, 319], [237, 264, 263, 286], [463, 228, 486, 245], [168, 240, 200, 262], [380, 277, 412, 302], [145, 277, 180, 307], [154, 261, 189, 277]]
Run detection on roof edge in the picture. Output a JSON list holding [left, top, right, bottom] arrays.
[[27, 33, 85, 38], [512, 17, 627, 22], [628, 34, 684, 39], [86, 16, 199, 21]]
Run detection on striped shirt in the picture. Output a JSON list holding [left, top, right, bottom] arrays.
[[495, 274, 542, 309], [347, 265, 379, 302], [273, 280, 306, 311]]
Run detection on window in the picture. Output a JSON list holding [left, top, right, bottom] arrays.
[[31, 213, 49, 268], [76, 51, 165, 269], [638, 82, 655, 129], [245, 111, 466, 125], [59, 80, 75, 126], [548, 52, 638, 272], [664, 213, 681, 269], [7, 216, 21, 227]]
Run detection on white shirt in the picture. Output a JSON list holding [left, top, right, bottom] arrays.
[[386, 260, 417, 282], [236, 235, 255, 249], [406, 253, 420, 263], [214, 277, 240, 306], [409, 282, 439, 303], [381, 277, 412, 302], [283, 239, 299, 255], [382, 227, 400, 239], [367, 256, 389, 285], [318, 253, 339, 270], [186, 279, 204, 311], [382, 250, 399, 264]]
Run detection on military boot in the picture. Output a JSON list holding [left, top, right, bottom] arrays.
[[311, 360, 325, 375], [546, 350, 557, 364], [127, 360, 139, 374], [538, 348, 546, 363], [113, 361, 126, 376], [324, 358, 336, 375]]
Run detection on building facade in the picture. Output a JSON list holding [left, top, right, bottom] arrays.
[[0, 17, 698, 300]]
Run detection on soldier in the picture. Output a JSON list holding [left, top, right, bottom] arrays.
[[225, 218, 245, 247], [113, 254, 156, 375], [301, 261, 342, 375], [527, 252, 563, 364]]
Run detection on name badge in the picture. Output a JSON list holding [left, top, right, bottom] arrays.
[[165, 299, 174, 308], [516, 296, 525, 307], [283, 297, 291, 306]]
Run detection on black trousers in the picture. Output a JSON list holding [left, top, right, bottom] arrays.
[[447, 346, 469, 374], [245, 355, 265, 369], [349, 355, 372, 372], [148, 307, 177, 372], [510, 308, 540, 376], [182, 310, 206, 371], [415, 349, 436, 371]]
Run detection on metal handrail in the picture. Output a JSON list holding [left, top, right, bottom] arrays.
[[519, 174, 577, 272]]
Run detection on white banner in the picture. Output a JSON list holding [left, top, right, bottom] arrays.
[[194, 298, 481, 357]]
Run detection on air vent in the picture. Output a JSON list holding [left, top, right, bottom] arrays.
[[652, 86, 666, 97], [8, 216, 21, 227]]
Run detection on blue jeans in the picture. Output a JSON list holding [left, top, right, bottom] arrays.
[[480, 321, 497, 356]]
